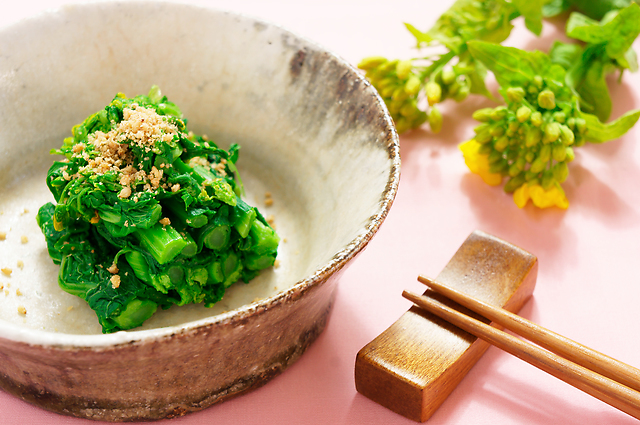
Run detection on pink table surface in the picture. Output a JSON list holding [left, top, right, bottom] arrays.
[[3, 1, 640, 424]]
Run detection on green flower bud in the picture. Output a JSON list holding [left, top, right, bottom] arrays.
[[381, 86, 395, 98], [530, 111, 543, 127], [488, 150, 503, 164], [388, 99, 404, 115], [525, 127, 542, 147], [530, 156, 547, 173], [508, 157, 526, 177], [404, 75, 421, 96], [525, 171, 539, 182], [376, 77, 396, 90], [565, 147, 575, 162], [552, 111, 566, 123], [474, 123, 491, 134], [395, 117, 410, 134], [539, 144, 552, 162], [476, 129, 493, 144], [538, 89, 556, 110], [428, 106, 443, 133], [575, 117, 587, 134], [504, 173, 526, 193], [516, 106, 532, 123], [528, 84, 539, 95], [508, 120, 520, 132], [426, 81, 442, 106], [400, 101, 418, 118], [553, 162, 569, 183], [543, 122, 561, 144], [358, 56, 388, 70], [396, 60, 413, 80], [454, 85, 470, 102], [472, 108, 494, 123], [506, 148, 519, 161], [491, 106, 508, 121], [559, 124, 575, 146], [574, 135, 586, 147], [552, 143, 567, 162], [525, 151, 536, 163], [494, 135, 510, 152], [489, 159, 508, 174], [541, 170, 555, 190], [567, 117, 576, 130], [506, 87, 526, 103], [478, 143, 493, 155], [392, 86, 409, 101], [491, 125, 506, 138], [533, 75, 544, 89], [441, 68, 456, 85], [379, 59, 399, 72]]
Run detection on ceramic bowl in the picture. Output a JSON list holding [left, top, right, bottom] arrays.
[[0, 0, 399, 422]]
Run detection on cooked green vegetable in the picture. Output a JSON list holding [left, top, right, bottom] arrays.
[[37, 86, 279, 333]]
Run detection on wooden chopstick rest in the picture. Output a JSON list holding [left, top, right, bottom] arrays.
[[402, 288, 640, 421], [354, 230, 538, 422]]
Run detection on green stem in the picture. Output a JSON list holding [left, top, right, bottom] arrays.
[[135, 222, 187, 264]]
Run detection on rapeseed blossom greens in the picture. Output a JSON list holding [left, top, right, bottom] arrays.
[[37, 87, 279, 332]]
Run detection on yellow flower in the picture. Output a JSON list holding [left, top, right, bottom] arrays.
[[513, 182, 569, 209], [459, 139, 502, 186]]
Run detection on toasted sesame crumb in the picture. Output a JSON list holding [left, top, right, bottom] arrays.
[[265, 198, 274, 207], [17, 306, 26, 315], [159, 217, 171, 226], [274, 259, 281, 268], [1, 268, 12, 277], [110, 275, 121, 289], [171, 183, 181, 192], [4, 289, 8, 296], [20, 235, 28, 244], [21, 208, 29, 215], [0, 283, 3, 290], [67, 306, 74, 311], [17, 260, 24, 269], [16, 289, 22, 296], [107, 263, 119, 274], [0, 232, 6, 240]]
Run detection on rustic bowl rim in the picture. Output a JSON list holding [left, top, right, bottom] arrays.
[[0, 0, 401, 349]]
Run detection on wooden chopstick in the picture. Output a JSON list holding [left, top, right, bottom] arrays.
[[417, 275, 640, 393], [402, 280, 640, 420]]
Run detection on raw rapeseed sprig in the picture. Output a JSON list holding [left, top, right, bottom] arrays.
[[359, 0, 545, 133], [463, 41, 640, 209]]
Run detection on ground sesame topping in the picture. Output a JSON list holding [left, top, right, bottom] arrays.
[[107, 263, 119, 274], [20, 235, 28, 244], [1, 268, 12, 277], [17, 260, 24, 269], [0, 232, 6, 241], [110, 275, 121, 289], [17, 306, 26, 315], [159, 217, 171, 226]]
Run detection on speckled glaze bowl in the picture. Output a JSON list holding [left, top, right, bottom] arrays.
[[0, 1, 399, 422]]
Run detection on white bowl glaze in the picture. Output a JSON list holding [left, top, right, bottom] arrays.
[[0, 1, 399, 421]]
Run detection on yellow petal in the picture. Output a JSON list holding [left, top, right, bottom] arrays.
[[513, 183, 531, 208], [459, 139, 503, 186]]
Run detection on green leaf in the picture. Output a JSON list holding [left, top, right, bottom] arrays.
[[549, 41, 584, 70], [568, 0, 633, 20], [404, 22, 433, 47], [567, 4, 640, 60], [543, 0, 571, 17], [467, 41, 550, 87], [582, 109, 640, 143], [577, 59, 613, 121], [466, 61, 494, 98], [512, 0, 545, 36]]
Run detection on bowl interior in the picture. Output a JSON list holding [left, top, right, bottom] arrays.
[[0, 1, 398, 337]]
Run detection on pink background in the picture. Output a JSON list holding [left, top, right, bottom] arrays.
[[2, 1, 640, 424]]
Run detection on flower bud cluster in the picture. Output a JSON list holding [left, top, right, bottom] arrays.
[[470, 75, 586, 194], [358, 57, 428, 133]]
